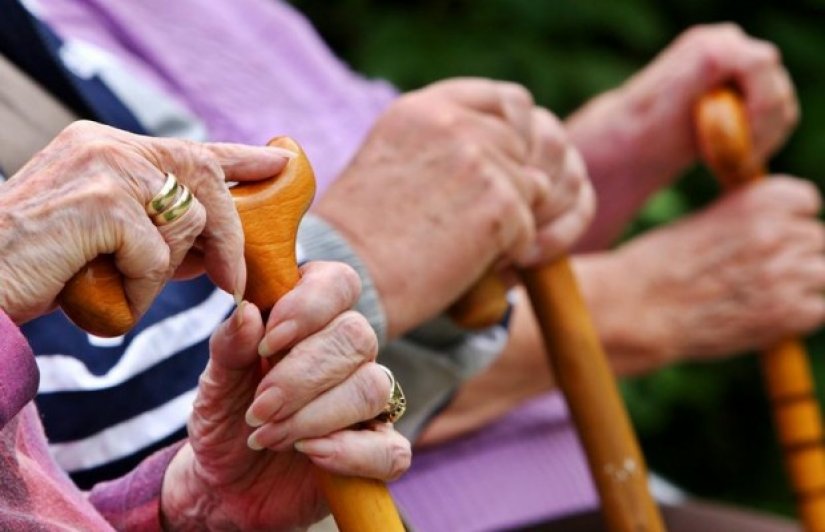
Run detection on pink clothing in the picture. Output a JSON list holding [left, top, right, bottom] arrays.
[[0, 309, 175, 530], [38, 0, 397, 196]]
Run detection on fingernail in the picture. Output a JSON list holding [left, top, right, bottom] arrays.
[[258, 321, 297, 358], [246, 388, 283, 427], [247, 431, 263, 451], [230, 301, 247, 332], [267, 146, 297, 159], [294, 439, 336, 458], [234, 258, 246, 305], [245, 407, 264, 428]]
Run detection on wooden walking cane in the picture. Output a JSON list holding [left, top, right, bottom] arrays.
[[519, 261, 665, 531], [58, 137, 405, 532], [696, 87, 825, 530], [449, 205, 665, 527]]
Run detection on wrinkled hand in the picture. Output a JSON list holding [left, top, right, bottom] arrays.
[[160, 261, 411, 530], [627, 24, 796, 170], [0, 121, 290, 324], [611, 177, 825, 369], [420, 178, 825, 444], [315, 78, 592, 337]]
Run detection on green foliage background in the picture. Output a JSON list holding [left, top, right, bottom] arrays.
[[291, 0, 825, 517]]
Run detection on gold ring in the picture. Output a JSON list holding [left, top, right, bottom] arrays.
[[152, 184, 193, 226], [146, 172, 180, 216], [375, 364, 406, 424]]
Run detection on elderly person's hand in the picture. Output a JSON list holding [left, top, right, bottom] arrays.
[[570, 23, 796, 188], [160, 261, 411, 530], [419, 177, 825, 445], [0, 121, 289, 324], [315, 78, 593, 338], [566, 24, 797, 250], [602, 177, 825, 372]]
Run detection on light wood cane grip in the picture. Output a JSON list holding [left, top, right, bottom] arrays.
[[447, 269, 509, 328], [233, 137, 314, 310], [521, 260, 665, 531], [238, 137, 405, 532], [55, 136, 316, 338], [59, 256, 134, 337], [697, 87, 825, 530]]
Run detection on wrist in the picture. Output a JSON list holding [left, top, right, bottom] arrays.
[[160, 444, 218, 530], [568, 86, 693, 188]]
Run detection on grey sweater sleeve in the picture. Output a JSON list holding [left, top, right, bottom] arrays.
[[297, 214, 388, 345], [296, 214, 509, 440]]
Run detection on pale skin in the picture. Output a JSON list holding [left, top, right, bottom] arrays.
[[0, 124, 411, 529], [420, 178, 825, 445], [415, 24, 823, 446], [162, 262, 411, 530], [0, 120, 292, 323], [315, 78, 595, 339]]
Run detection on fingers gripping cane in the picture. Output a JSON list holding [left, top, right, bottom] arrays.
[[59, 137, 405, 532], [696, 87, 825, 531]]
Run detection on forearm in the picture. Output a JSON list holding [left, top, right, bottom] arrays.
[[566, 88, 692, 251]]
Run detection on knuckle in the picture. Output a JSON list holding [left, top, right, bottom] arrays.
[[140, 244, 172, 280], [73, 138, 119, 168], [333, 311, 378, 362], [358, 366, 391, 415], [796, 179, 822, 210], [533, 109, 567, 157], [329, 262, 362, 304], [499, 82, 534, 110], [750, 219, 781, 250], [455, 141, 486, 173], [86, 177, 123, 208], [490, 178, 522, 219], [431, 106, 463, 134], [385, 436, 412, 481], [59, 120, 100, 143]]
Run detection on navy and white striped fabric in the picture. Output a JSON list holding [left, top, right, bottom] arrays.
[[1, 0, 230, 488]]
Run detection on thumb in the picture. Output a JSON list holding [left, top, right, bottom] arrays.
[[208, 301, 266, 372], [205, 142, 293, 182]]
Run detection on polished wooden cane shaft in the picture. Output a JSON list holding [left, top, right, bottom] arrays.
[[697, 87, 825, 530], [520, 259, 665, 531]]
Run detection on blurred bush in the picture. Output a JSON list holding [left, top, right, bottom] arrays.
[[291, 0, 825, 516]]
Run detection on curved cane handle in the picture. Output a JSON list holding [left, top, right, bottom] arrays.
[[56, 137, 314, 337], [696, 87, 825, 530], [233, 137, 314, 310], [59, 256, 134, 337], [447, 269, 509, 328], [695, 87, 764, 187]]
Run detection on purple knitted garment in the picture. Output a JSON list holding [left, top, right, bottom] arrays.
[[391, 392, 598, 531], [0, 309, 178, 529]]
